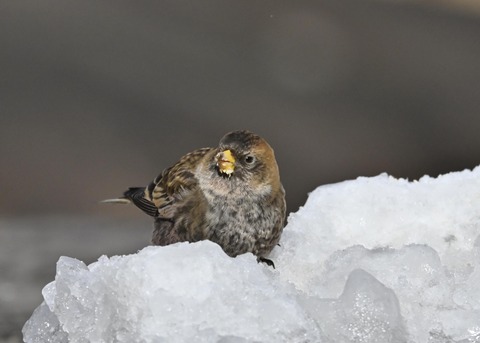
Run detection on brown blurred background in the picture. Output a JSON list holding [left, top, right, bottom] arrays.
[[1, 0, 480, 341]]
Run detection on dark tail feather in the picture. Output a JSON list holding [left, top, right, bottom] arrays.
[[123, 187, 158, 217], [101, 187, 158, 217]]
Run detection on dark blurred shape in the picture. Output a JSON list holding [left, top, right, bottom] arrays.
[[1, 0, 480, 341]]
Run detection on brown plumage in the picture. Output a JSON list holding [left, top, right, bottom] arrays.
[[105, 130, 286, 266]]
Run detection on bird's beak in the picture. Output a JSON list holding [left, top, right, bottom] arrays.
[[216, 149, 236, 175]]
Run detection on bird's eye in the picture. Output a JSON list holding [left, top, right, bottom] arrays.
[[245, 155, 255, 164]]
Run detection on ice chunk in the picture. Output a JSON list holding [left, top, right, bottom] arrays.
[[22, 302, 67, 343], [24, 242, 323, 342], [273, 168, 480, 290], [316, 244, 458, 342], [300, 269, 406, 343]]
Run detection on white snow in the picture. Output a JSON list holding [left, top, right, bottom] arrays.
[[23, 167, 480, 343]]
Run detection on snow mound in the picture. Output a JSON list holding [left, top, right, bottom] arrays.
[[23, 167, 480, 343]]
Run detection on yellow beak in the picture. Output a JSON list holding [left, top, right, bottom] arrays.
[[216, 149, 236, 175]]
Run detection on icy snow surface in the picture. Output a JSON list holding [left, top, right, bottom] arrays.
[[23, 167, 480, 343]]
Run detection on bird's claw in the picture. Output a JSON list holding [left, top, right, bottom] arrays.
[[257, 257, 275, 269]]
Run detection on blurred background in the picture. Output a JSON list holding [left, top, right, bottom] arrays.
[[1, 0, 480, 341]]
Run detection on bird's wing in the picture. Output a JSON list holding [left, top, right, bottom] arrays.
[[145, 147, 214, 218]]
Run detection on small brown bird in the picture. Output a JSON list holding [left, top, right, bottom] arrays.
[[104, 130, 286, 266]]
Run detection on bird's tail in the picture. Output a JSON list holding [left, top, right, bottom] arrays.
[[101, 187, 157, 217], [100, 187, 144, 204], [100, 198, 132, 204]]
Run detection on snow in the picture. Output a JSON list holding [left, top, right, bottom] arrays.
[[23, 167, 480, 343]]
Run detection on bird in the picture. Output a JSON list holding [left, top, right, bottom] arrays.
[[103, 130, 286, 267]]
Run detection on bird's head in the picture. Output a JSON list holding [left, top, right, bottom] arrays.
[[215, 130, 281, 189]]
